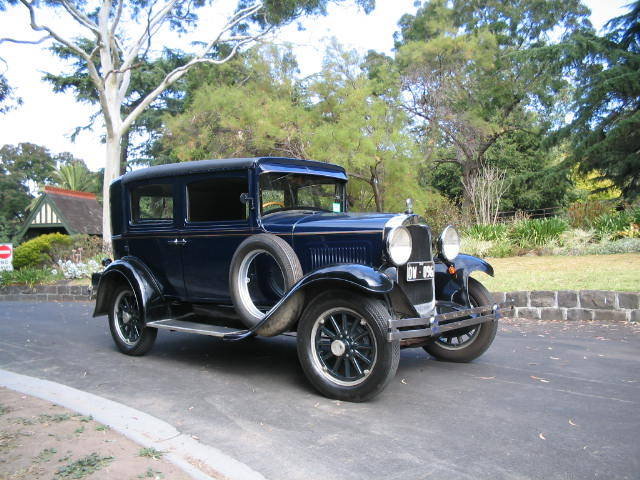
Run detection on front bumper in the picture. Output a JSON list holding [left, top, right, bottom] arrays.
[[388, 302, 513, 342]]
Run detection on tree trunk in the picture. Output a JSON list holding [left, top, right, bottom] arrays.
[[102, 133, 122, 253], [461, 158, 480, 211], [371, 177, 383, 212], [119, 130, 130, 176]]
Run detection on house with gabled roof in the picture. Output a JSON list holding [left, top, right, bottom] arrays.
[[14, 186, 102, 243]]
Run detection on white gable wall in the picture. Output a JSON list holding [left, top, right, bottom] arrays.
[[32, 201, 61, 225]]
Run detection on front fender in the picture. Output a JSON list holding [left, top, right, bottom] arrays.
[[435, 254, 494, 306], [238, 264, 393, 338], [93, 256, 166, 321]]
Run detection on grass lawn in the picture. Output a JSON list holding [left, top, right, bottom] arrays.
[[473, 253, 640, 292]]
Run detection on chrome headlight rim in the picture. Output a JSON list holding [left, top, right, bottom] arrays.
[[438, 225, 460, 262], [386, 225, 412, 266]]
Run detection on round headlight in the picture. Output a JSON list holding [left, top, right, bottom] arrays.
[[387, 226, 412, 266], [439, 225, 460, 261]]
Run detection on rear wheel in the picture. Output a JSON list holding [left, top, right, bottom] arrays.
[[422, 277, 497, 363], [297, 290, 399, 402], [108, 285, 157, 356]]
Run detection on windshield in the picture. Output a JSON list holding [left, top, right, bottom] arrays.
[[260, 172, 346, 216]]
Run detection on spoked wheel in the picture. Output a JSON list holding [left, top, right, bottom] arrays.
[[108, 285, 157, 356], [423, 277, 497, 363], [311, 308, 378, 386], [434, 324, 480, 350], [297, 290, 399, 402]]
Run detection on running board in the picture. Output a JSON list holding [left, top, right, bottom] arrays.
[[146, 318, 251, 339]]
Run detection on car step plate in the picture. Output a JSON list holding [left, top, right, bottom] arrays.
[[146, 318, 247, 338]]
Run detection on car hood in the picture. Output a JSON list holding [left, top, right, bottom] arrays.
[[261, 211, 399, 235]]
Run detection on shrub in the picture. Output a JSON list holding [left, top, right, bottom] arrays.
[[566, 200, 613, 228], [465, 223, 508, 241], [460, 237, 493, 257], [422, 194, 465, 235], [13, 233, 73, 270], [508, 217, 569, 248], [0, 267, 61, 287], [56, 258, 102, 279], [582, 238, 640, 255], [591, 211, 632, 240], [487, 241, 515, 258], [68, 234, 105, 260]]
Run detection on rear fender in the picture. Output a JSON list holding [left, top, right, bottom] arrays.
[[435, 254, 494, 307], [251, 264, 393, 337], [93, 257, 167, 321]]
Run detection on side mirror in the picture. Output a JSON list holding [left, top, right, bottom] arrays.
[[240, 193, 254, 209]]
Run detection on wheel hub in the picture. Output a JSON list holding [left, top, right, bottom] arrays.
[[330, 339, 347, 357], [122, 311, 132, 324]]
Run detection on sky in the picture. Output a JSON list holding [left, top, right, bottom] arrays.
[[0, 0, 631, 171]]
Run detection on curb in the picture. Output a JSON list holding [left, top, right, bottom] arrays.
[[491, 290, 640, 322], [1, 287, 638, 322], [0, 284, 91, 302], [0, 369, 267, 480]]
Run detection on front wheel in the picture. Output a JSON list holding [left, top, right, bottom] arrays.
[[108, 285, 157, 356], [423, 277, 498, 363], [297, 290, 400, 402]]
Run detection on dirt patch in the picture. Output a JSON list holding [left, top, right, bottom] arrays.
[[0, 387, 191, 480]]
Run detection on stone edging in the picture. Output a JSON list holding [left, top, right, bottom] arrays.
[[0, 284, 91, 302], [492, 290, 639, 322], [1, 285, 638, 322]]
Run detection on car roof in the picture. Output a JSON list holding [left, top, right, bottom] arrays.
[[117, 157, 347, 184]]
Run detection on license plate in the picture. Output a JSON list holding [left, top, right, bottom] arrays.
[[406, 261, 435, 282]]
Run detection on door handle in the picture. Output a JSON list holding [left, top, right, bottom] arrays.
[[167, 238, 188, 246]]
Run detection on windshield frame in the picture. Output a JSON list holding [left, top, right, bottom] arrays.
[[258, 171, 348, 218]]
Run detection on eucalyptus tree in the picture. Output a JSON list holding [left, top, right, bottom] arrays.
[[2, 0, 374, 247]]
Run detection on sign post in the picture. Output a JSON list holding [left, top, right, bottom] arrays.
[[0, 244, 13, 271]]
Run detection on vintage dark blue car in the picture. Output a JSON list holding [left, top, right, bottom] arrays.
[[92, 157, 507, 401]]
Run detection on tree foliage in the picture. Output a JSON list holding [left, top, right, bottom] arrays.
[[394, 0, 589, 207], [562, 0, 640, 200], [162, 43, 420, 212], [0, 143, 56, 241], [3, 0, 375, 247]]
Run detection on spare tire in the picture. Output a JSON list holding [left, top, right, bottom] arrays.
[[229, 233, 304, 327]]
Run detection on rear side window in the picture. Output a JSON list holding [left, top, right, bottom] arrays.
[[130, 184, 174, 223], [187, 174, 248, 222]]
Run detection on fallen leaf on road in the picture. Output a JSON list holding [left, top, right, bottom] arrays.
[[477, 376, 495, 380], [569, 419, 577, 426], [539, 433, 546, 440], [530, 375, 550, 383]]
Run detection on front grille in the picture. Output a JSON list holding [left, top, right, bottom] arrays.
[[397, 225, 434, 309], [309, 245, 369, 270]]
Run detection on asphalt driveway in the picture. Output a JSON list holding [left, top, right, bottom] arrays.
[[0, 301, 638, 479]]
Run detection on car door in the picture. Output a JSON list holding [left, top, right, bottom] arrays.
[[179, 170, 256, 302], [125, 179, 186, 299]]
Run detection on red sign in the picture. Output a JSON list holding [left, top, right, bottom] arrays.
[[0, 245, 11, 260]]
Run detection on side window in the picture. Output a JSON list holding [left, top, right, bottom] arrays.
[[187, 174, 248, 223], [130, 183, 174, 223]]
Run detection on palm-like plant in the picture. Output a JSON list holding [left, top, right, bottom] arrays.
[[53, 161, 97, 193]]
